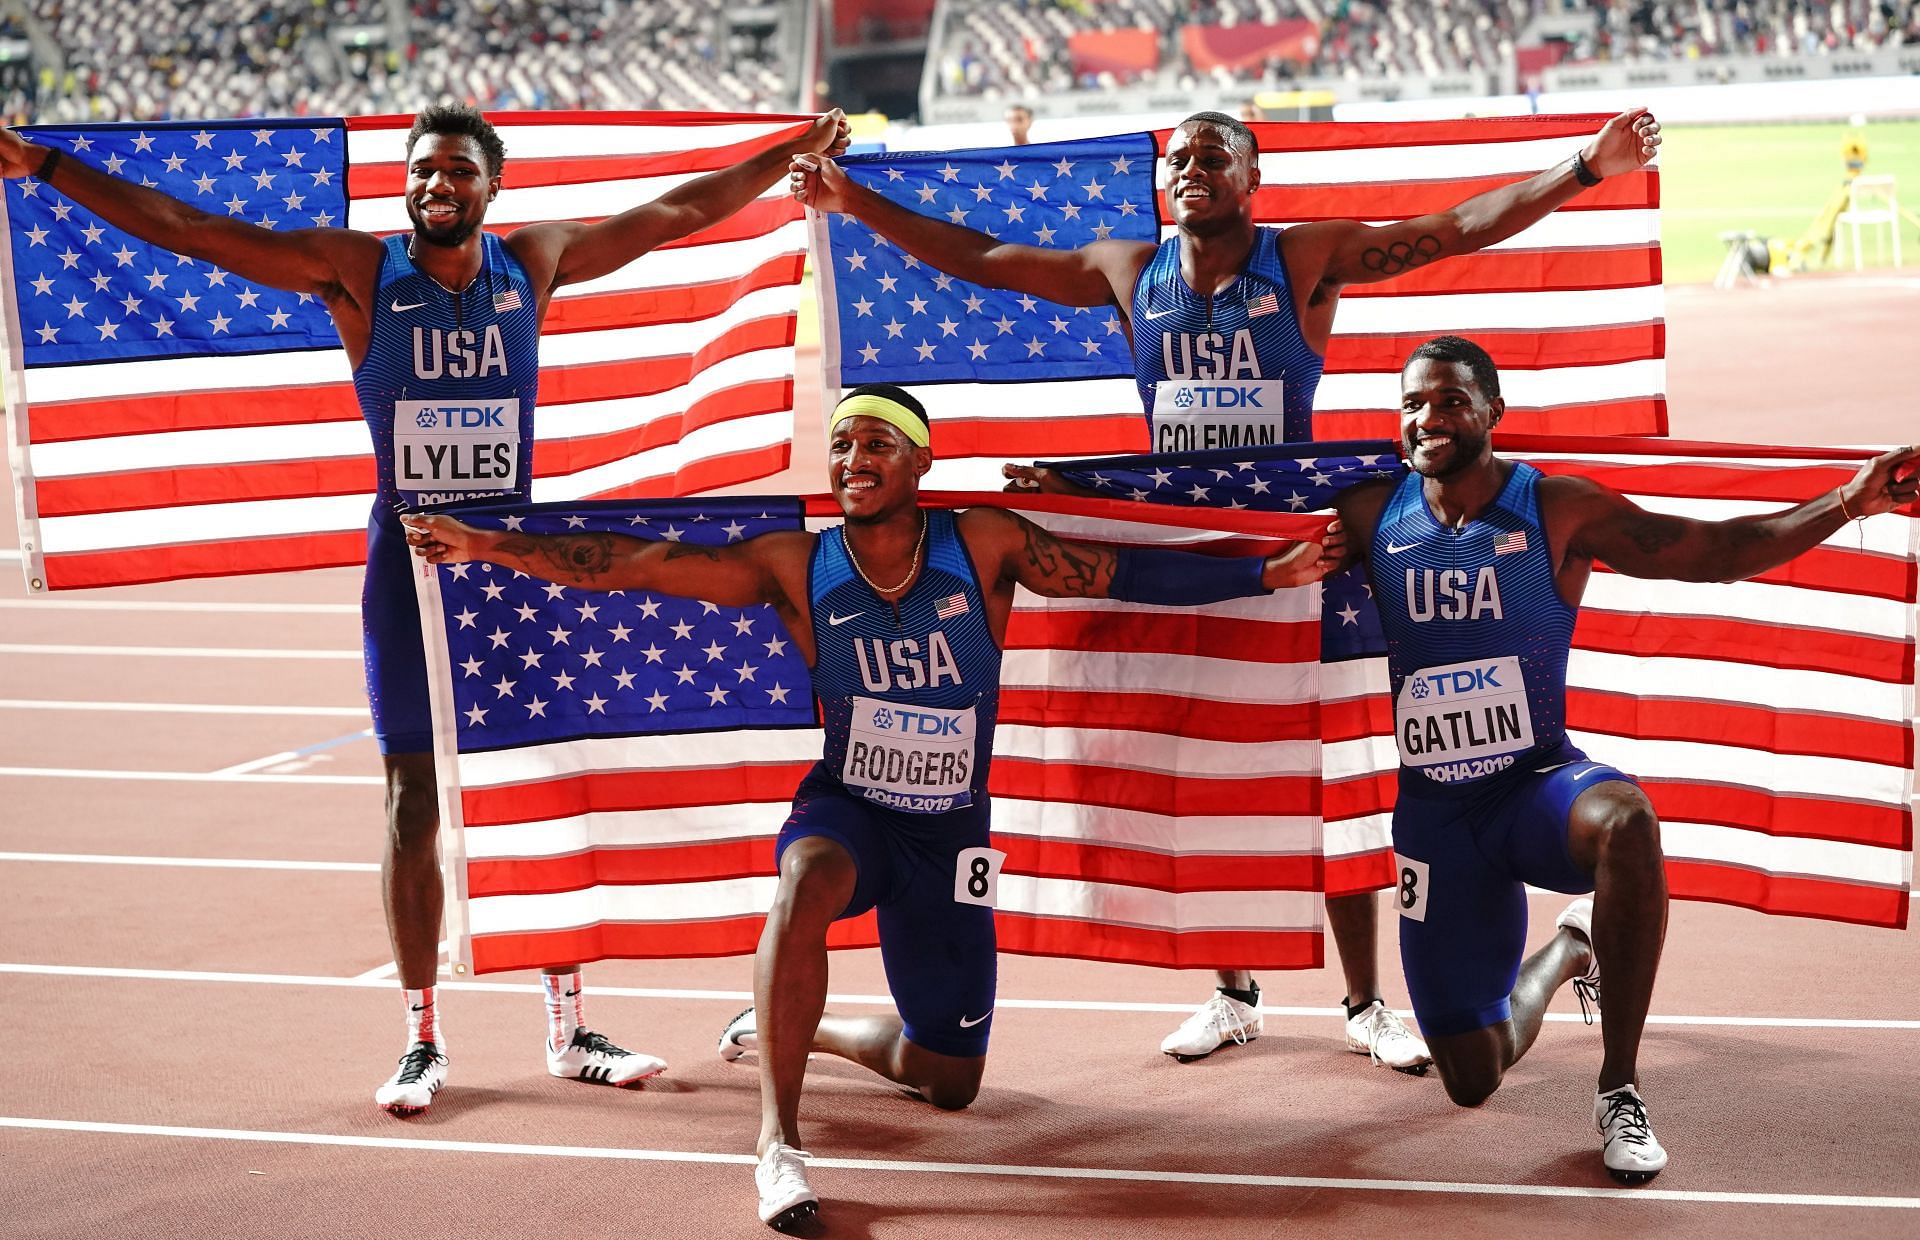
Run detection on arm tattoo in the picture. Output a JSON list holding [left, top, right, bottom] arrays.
[[496, 533, 616, 582], [1022, 524, 1112, 596], [1359, 233, 1442, 276], [1623, 515, 1687, 556]]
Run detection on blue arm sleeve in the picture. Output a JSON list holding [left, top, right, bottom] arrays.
[[1107, 547, 1270, 606]]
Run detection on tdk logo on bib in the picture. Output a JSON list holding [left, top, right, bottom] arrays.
[[1411, 665, 1506, 698], [393, 398, 522, 497], [870, 706, 965, 736], [1170, 385, 1264, 409], [1153, 379, 1283, 452], [1395, 655, 1535, 784], [413, 405, 509, 429]]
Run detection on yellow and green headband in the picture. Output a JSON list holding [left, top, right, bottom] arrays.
[[830, 394, 930, 448]]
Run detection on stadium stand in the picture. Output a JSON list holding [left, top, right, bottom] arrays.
[[19, 0, 802, 121], [928, 0, 1919, 99]]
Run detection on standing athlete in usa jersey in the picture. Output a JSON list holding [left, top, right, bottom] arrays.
[[0, 105, 851, 1116], [793, 105, 1665, 1071], [1334, 336, 1920, 1183], [401, 383, 1345, 1232]]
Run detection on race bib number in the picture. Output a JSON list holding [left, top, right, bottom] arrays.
[[1394, 655, 1535, 785], [1394, 854, 1430, 922], [843, 696, 976, 814], [1151, 380, 1284, 453], [953, 846, 1006, 907], [393, 398, 522, 501]]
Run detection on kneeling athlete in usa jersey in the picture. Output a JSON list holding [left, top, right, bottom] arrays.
[[402, 384, 1344, 1232], [1331, 336, 1920, 1184]]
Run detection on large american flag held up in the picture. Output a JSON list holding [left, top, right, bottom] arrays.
[[813, 115, 1665, 494], [2, 112, 814, 591], [414, 492, 1339, 975], [1047, 437, 1918, 929]]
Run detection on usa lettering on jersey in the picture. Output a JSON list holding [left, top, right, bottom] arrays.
[[1159, 330, 1264, 380], [412, 325, 510, 380], [852, 631, 964, 693], [1405, 566, 1505, 623]]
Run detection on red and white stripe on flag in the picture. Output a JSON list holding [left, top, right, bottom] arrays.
[[885, 115, 1663, 493], [428, 492, 1336, 975], [1325, 436, 1917, 928], [9, 111, 812, 591]]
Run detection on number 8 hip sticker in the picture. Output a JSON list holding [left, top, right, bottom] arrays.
[[953, 846, 1007, 908], [1395, 853, 1430, 922]]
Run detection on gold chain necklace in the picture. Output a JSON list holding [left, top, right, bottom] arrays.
[[844, 513, 926, 597]]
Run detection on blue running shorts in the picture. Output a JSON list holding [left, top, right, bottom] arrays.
[[1392, 746, 1636, 1039], [777, 768, 998, 1058], [361, 516, 433, 755]]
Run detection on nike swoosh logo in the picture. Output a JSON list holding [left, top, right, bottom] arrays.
[[827, 612, 863, 626], [1533, 761, 1575, 774], [1384, 541, 1419, 554], [390, 299, 427, 312], [1143, 309, 1176, 320], [1572, 765, 1606, 782], [959, 1011, 992, 1028]]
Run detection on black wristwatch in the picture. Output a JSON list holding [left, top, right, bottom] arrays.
[[1570, 150, 1602, 188]]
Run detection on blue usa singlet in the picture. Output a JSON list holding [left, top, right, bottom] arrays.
[[355, 231, 541, 524], [353, 232, 541, 752], [1128, 226, 1323, 448], [807, 511, 1002, 816], [1369, 463, 1577, 793]]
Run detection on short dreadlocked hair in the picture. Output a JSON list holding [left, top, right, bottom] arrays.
[[407, 104, 507, 178]]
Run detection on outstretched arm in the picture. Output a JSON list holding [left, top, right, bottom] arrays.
[[517, 112, 851, 292], [967, 507, 1342, 599], [791, 152, 1151, 308], [1562, 444, 1920, 582], [0, 127, 378, 297], [1301, 108, 1661, 290], [402, 513, 802, 609]]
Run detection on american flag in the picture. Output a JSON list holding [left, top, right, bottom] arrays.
[[1049, 437, 1918, 928], [4, 112, 814, 592], [418, 491, 1339, 974], [1494, 529, 1529, 555], [813, 115, 1666, 494]]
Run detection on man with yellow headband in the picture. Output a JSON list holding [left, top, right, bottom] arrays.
[[403, 382, 1344, 1232]]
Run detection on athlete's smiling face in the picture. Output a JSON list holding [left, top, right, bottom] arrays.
[[827, 415, 930, 522], [1401, 358, 1503, 478], [1162, 122, 1259, 235], [404, 133, 500, 248]]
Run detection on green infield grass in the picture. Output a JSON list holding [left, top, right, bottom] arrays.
[[1657, 120, 1920, 284]]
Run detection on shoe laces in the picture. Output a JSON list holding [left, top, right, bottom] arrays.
[[1193, 993, 1255, 1046], [392, 1042, 446, 1084], [569, 1028, 628, 1059], [1571, 955, 1602, 1026], [760, 1143, 813, 1192], [1599, 1089, 1654, 1150], [1355, 1002, 1415, 1065]]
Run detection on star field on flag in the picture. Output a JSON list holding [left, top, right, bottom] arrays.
[[824, 134, 1160, 387], [9, 118, 349, 367]]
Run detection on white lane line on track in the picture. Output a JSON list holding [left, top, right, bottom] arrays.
[[0, 1117, 1914, 1208], [0, 643, 358, 659], [0, 766, 380, 784], [0, 699, 368, 717], [0, 964, 1913, 1030], [0, 853, 378, 872], [0, 599, 356, 613]]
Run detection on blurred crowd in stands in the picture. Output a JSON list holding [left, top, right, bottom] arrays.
[[3, 0, 1916, 123], [10, 0, 794, 123], [932, 0, 1920, 97]]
